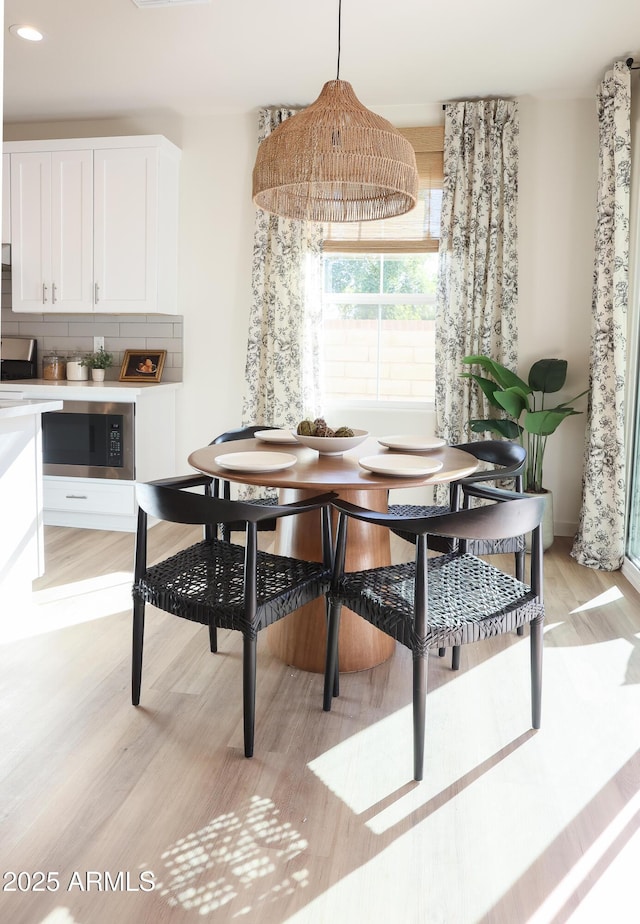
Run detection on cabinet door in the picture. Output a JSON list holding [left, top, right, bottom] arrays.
[[93, 147, 158, 313], [50, 150, 93, 312], [10, 150, 93, 313], [10, 152, 52, 312]]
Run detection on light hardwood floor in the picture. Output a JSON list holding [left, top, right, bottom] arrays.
[[1, 524, 639, 924]]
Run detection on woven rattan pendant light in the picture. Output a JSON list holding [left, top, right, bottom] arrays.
[[252, 1, 418, 223]]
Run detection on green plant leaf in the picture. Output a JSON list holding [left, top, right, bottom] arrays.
[[469, 418, 522, 439], [528, 359, 567, 394], [555, 389, 590, 409], [462, 355, 530, 393], [460, 373, 503, 409], [494, 386, 529, 418], [524, 407, 579, 435]]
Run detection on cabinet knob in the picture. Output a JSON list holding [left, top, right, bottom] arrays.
[[52, 283, 57, 304], [42, 283, 48, 304], [95, 282, 100, 304]]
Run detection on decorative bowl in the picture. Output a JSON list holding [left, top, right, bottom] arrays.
[[293, 428, 369, 455]]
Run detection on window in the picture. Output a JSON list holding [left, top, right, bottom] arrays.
[[321, 126, 444, 406], [322, 252, 438, 402]]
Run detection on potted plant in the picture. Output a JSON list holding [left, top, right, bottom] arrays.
[[81, 347, 114, 382], [461, 355, 589, 546]]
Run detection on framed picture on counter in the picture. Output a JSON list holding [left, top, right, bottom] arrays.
[[119, 350, 167, 383]]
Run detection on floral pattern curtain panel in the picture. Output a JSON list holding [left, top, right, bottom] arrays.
[[435, 100, 519, 449], [242, 108, 323, 432], [572, 62, 631, 571]]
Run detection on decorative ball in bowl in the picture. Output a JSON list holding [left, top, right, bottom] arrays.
[[293, 419, 369, 455]]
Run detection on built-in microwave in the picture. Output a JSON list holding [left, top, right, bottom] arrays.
[[42, 401, 135, 480]]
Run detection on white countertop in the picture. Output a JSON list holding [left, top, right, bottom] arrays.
[[0, 398, 63, 419], [0, 380, 182, 401]]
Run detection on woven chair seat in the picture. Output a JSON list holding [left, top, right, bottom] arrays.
[[330, 552, 542, 655], [388, 503, 525, 554], [135, 538, 330, 638]]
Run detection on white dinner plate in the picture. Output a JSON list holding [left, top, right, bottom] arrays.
[[254, 428, 298, 444], [378, 434, 446, 452], [359, 454, 444, 477], [215, 451, 297, 473]]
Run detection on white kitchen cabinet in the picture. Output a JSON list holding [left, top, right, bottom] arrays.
[[43, 478, 137, 531], [9, 152, 52, 311], [5, 135, 180, 315], [0, 380, 181, 532], [94, 147, 160, 313], [10, 149, 93, 312]]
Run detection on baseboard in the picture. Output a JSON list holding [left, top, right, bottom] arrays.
[[554, 521, 577, 538]]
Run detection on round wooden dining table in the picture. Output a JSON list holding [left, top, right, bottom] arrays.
[[188, 436, 479, 674]]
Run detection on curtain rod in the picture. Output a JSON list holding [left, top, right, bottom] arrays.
[[441, 60, 639, 106], [442, 58, 640, 103]]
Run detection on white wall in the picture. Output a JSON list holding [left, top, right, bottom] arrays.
[[4, 94, 598, 534], [518, 96, 597, 534]]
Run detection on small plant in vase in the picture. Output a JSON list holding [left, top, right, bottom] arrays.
[[461, 355, 589, 548], [81, 347, 114, 382]]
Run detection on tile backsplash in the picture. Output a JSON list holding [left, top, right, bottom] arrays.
[[1, 269, 183, 381]]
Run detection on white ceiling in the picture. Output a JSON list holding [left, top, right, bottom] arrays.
[[3, 0, 640, 123]]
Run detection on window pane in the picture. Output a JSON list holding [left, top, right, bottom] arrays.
[[379, 302, 436, 321], [323, 255, 380, 294], [378, 312, 435, 401], [322, 304, 381, 400], [336, 303, 380, 321], [382, 253, 438, 295]]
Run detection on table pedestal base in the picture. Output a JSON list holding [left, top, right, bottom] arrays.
[[266, 488, 395, 673]]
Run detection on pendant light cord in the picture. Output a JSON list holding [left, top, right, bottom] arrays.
[[336, 0, 342, 80]]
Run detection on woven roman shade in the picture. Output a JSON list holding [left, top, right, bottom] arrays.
[[323, 125, 444, 253], [252, 80, 419, 223]]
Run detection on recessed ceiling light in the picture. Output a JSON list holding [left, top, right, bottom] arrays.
[[9, 24, 44, 42]]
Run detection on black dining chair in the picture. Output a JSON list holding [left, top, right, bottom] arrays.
[[389, 439, 528, 665], [389, 439, 527, 574], [132, 474, 335, 758], [323, 485, 545, 781], [210, 425, 282, 539]]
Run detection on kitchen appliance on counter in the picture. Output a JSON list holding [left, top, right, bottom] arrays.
[[0, 336, 37, 381]]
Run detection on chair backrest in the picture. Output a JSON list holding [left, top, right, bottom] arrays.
[[334, 489, 543, 544], [210, 425, 278, 446], [208, 425, 279, 503], [332, 488, 544, 596], [135, 480, 335, 579], [137, 481, 285, 528], [448, 439, 526, 510], [455, 439, 526, 480], [412, 492, 543, 544]]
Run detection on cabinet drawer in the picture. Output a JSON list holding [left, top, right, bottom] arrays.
[[44, 477, 135, 516]]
